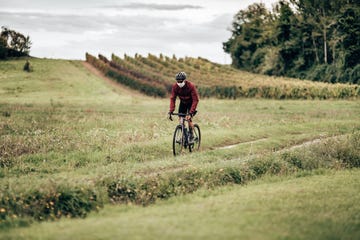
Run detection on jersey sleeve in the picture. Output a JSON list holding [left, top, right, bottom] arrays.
[[169, 84, 177, 112], [189, 84, 199, 113]]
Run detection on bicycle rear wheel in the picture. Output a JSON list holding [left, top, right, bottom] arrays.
[[189, 124, 201, 152], [173, 125, 183, 156]]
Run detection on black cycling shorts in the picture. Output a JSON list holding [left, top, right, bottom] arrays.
[[178, 101, 192, 114]]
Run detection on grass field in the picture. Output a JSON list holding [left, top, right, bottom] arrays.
[[2, 169, 360, 240], [0, 58, 359, 239]]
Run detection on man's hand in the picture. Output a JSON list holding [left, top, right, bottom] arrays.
[[168, 111, 173, 121], [189, 110, 197, 117]]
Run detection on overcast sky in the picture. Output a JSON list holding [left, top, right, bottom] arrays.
[[0, 0, 278, 64]]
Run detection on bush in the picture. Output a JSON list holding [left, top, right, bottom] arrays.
[[306, 65, 327, 82], [0, 186, 102, 228], [350, 64, 360, 84], [281, 132, 360, 169], [23, 60, 32, 72], [0, 38, 7, 59], [335, 132, 360, 167]]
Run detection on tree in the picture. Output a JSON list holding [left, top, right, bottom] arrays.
[[337, 4, 360, 69], [223, 3, 273, 71], [275, 1, 301, 75], [0, 26, 32, 58], [0, 37, 7, 59], [224, 0, 359, 83]]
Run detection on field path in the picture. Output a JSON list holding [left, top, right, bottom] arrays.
[[215, 138, 268, 150]]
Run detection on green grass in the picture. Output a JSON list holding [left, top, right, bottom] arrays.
[[0, 58, 360, 238], [0, 58, 141, 105], [2, 169, 359, 240]]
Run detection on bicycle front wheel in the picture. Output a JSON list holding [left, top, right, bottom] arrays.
[[173, 125, 183, 156], [189, 124, 201, 152]]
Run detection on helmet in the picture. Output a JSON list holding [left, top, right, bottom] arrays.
[[175, 72, 186, 81]]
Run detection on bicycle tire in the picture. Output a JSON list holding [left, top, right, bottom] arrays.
[[173, 125, 183, 156], [189, 124, 201, 152]]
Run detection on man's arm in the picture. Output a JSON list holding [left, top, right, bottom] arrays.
[[169, 85, 177, 112], [189, 84, 199, 114]]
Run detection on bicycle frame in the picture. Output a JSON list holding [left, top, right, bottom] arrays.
[[171, 113, 190, 129]]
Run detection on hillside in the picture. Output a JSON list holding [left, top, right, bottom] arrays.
[[86, 53, 359, 99], [0, 58, 359, 239]]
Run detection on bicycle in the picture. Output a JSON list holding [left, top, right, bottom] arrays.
[[169, 113, 201, 156]]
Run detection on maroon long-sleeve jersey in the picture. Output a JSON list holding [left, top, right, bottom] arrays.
[[169, 81, 199, 113]]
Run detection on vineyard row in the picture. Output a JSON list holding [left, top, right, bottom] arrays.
[[86, 53, 360, 99]]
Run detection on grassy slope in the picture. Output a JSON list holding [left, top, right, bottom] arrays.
[[2, 169, 360, 240], [1, 58, 360, 238], [0, 58, 144, 105]]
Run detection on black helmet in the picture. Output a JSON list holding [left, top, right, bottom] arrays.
[[175, 72, 186, 81]]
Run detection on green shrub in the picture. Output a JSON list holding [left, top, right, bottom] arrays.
[[0, 186, 102, 228], [107, 179, 138, 204], [281, 132, 360, 169], [282, 152, 303, 169], [350, 64, 360, 84], [335, 132, 360, 167], [23, 60, 33, 72], [219, 167, 243, 184]]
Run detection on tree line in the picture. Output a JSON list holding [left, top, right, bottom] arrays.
[[223, 0, 360, 84], [0, 26, 32, 59]]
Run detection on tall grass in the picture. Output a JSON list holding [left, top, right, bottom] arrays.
[[0, 59, 360, 229], [3, 169, 360, 240]]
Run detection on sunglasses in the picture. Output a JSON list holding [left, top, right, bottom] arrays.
[[176, 80, 185, 83]]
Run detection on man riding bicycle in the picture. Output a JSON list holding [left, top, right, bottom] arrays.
[[168, 72, 199, 142]]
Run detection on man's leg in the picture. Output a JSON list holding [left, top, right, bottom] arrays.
[[178, 102, 186, 124], [186, 102, 195, 141]]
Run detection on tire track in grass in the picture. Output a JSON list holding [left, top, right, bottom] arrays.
[[133, 134, 344, 178], [214, 138, 268, 150], [206, 134, 345, 165]]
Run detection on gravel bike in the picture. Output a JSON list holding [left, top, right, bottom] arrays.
[[169, 113, 201, 156]]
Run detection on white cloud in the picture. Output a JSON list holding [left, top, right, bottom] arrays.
[[102, 3, 202, 11], [0, 0, 279, 63]]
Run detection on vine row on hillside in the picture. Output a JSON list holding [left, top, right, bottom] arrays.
[[86, 53, 359, 99]]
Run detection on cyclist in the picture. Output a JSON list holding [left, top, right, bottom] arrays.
[[168, 72, 199, 142]]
